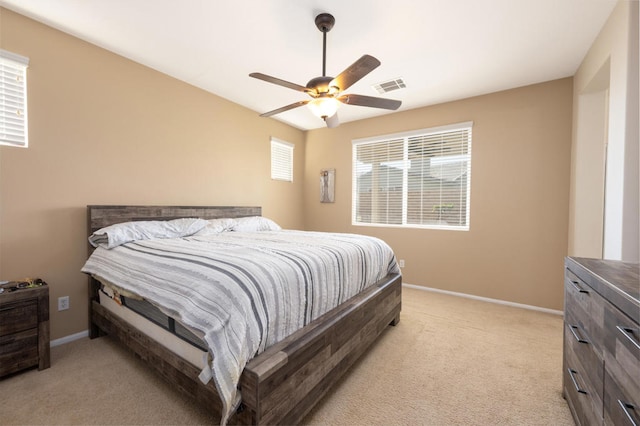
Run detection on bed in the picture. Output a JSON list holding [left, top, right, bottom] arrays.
[[83, 205, 402, 425]]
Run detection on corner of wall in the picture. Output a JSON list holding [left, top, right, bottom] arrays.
[[570, 0, 639, 261], [622, 0, 639, 261]]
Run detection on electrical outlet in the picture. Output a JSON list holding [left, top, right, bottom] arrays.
[[58, 296, 69, 311], [399, 259, 405, 268]]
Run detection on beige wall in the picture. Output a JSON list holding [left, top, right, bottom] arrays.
[[1, 7, 576, 342], [570, 0, 639, 262], [305, 79, 573, 311], [0, 9, 306, 339]]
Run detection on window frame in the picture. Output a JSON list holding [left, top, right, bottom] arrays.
[[0, 49, 29, 148], [270, 137, 294, 182], [352, 121, 473, 231]]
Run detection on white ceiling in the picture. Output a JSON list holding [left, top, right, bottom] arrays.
[[0, 0, 617, 130]]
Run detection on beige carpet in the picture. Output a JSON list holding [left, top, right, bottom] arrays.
[[0, 286, 573, 425]]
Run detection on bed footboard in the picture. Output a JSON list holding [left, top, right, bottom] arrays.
[[90, 273, 401, 425], [236, 272, 402, 424]]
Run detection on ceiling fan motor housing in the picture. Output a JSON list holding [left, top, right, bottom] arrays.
[[315, 13, 335, 33], [306, 76, 337, 96], [249, 11, 401, 127]]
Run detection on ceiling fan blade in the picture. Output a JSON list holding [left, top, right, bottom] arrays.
[[250, 73, 309, 93], [338, 94, 401, 110], [325, 113, 340, 128], [259, 100, 309, 117], [331, 55, 381, 92]]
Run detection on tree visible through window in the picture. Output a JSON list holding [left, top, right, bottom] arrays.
[[352, 122, 472, 230]]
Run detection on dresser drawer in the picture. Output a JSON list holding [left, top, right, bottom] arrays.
[[604, 369, 640, 426], [0, 328, 39, 376], [564, 322, 603, 395], [0, 299, 38, 336], [565, 270, 605, 353], [564, 257, 640, 426], [564, 324, 604, 425], [602, 302, 640, 424]]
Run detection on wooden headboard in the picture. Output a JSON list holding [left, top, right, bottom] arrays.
[[87, 205, 262, 235]]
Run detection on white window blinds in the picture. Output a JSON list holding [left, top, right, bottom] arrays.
[[0, 49, 29, 148], [271, 138, 294, 182], [352, 122, 472, 230]]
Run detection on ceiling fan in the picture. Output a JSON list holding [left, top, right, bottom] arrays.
[[249, 13, 401, 128]]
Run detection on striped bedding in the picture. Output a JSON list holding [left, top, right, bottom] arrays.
[[81, 230, 399, 424]]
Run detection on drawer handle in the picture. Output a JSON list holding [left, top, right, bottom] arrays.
[[618, 399, 638, 426], [617, 326, 640, 351], [569, 325, 589, 344], [567, 368, 588, 394], [0, 306, 16, 312], [569, 280, 589, 294]]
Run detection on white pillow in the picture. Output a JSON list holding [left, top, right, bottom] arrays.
[[232, 216, 281, 232], [194, 218, 237, 236], [89, 218, 208, 249]]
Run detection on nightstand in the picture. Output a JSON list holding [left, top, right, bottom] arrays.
[[0, 282, 50, 377]]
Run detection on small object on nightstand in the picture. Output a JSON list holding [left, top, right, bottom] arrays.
[[0, 279, 50, 377]]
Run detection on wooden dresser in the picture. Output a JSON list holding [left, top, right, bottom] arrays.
[[563, 257, 639, 425], [0, 283, 50, 377]]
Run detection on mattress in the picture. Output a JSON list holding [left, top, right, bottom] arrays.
[[98, 288, 208, 369]]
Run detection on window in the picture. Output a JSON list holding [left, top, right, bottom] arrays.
[[352, 122, 472, 230], [0, 49, 29, 148], [271, 138, 294, 182]]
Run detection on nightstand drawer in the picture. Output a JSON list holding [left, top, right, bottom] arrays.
[[0, 328, 39, 376], [0, 299, 38, 336], [0, 283, 49, 377]]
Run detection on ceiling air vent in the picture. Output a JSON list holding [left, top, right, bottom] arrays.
[[373, 78, 406, 94]]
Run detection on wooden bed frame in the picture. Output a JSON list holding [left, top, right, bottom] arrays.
[[87, 205, 402, 425]]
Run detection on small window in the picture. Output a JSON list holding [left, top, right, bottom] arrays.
[[0, 49, 29, 148], [352, 122, 472, 230], [271, 138, 294, 182]]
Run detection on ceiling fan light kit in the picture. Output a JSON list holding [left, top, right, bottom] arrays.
[[250, 13, 401, 128], [308, 97, 339, 120]]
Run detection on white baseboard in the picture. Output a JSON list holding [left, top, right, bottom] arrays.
[[402, 283, 563, 316], [50, 330, 89, 347], [49, 284, 561, 347]]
